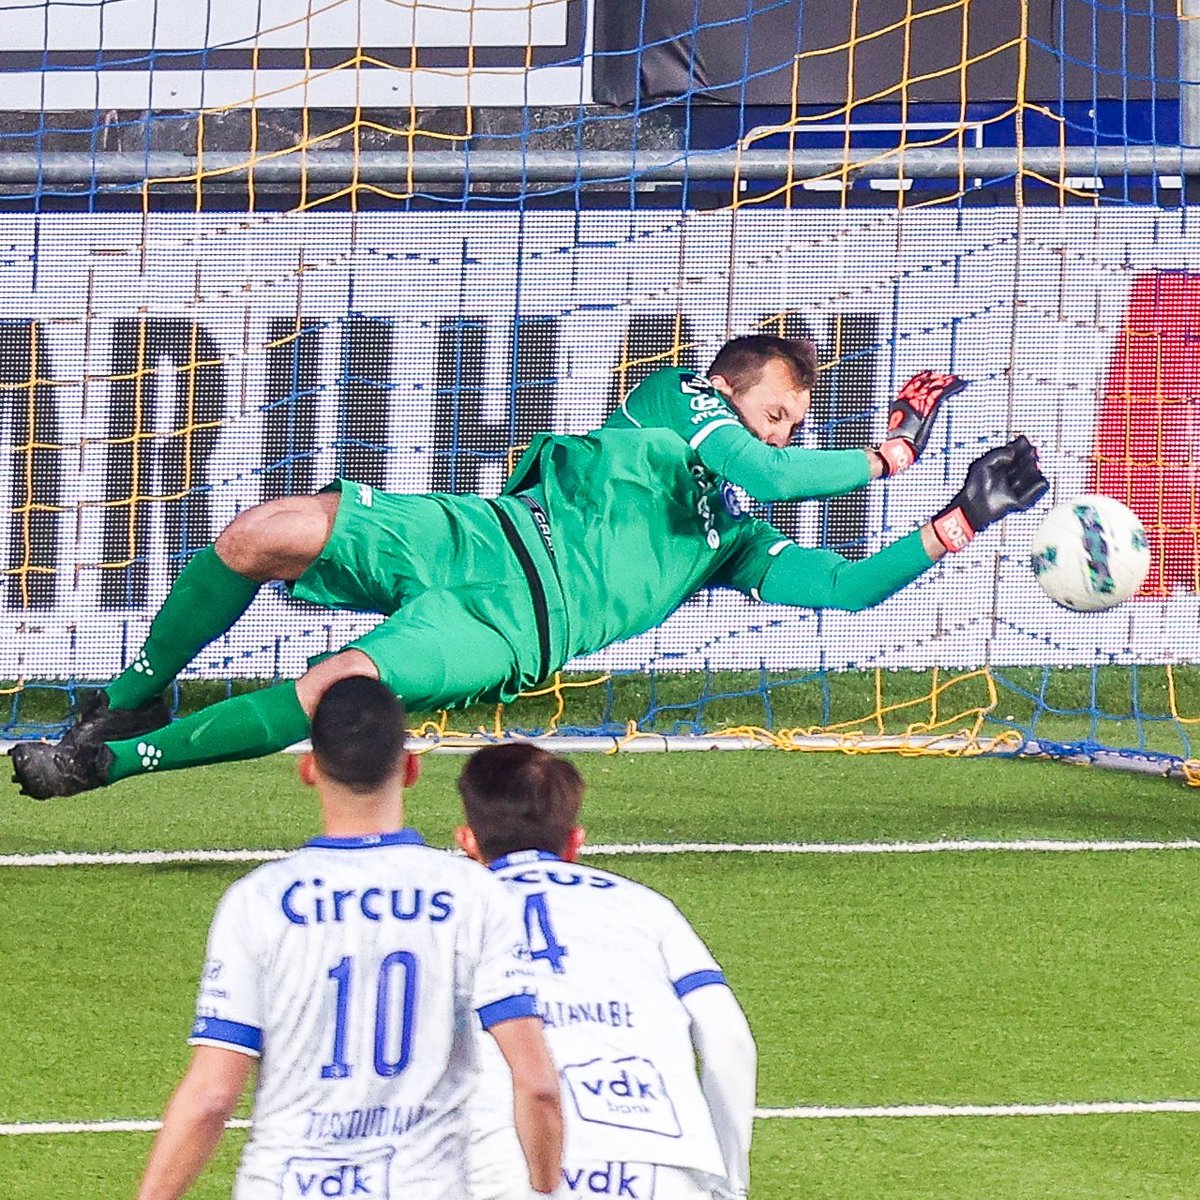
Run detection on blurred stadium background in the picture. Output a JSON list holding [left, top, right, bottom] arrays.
[[2, 0, 1200, 774]]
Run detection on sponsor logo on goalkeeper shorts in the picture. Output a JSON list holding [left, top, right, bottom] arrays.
[[562, 1055, 682, 1137], [281, 1148, 393, 1199], [137, 741, 163, 769]]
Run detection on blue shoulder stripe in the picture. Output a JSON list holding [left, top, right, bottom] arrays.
[[674, 969, 727, 998], [189, 1016, 263, 1053], [477, 992, 539, 1030]]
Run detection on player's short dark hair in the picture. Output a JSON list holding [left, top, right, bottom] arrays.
[[457, 743, 584, 862], [709, 334, 818, 393], [310, 676, 408, 791]]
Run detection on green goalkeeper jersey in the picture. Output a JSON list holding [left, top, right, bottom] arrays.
[[503, 426, 933, 663], [603, 366, 873, 501]]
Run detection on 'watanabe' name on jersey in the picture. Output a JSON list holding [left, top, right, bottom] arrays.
[[469, 850, 730, 1179], [189, 829, 536, 1200]]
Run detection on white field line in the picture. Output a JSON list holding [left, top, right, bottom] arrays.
[[5, 838, 1200, 868], [7, 1100, 1200, 1135], [0, 1119, 251, 1136], [757, 1100, 1200, 1119]]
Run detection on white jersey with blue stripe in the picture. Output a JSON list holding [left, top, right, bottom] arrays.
[[189, 829, 536, 1200], [470, 851, 729, 1181]]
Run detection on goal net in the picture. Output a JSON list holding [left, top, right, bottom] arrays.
[[2, 0, 1198, 775]]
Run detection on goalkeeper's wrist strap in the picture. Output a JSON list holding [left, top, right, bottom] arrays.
[[876, 438, 915, 477], [931, 504, 976, 552]]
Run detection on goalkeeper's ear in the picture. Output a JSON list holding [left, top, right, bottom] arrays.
[[708, 373, 734, 399]]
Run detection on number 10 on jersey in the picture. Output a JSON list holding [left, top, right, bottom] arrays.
[[321, 951, 418, 1080]]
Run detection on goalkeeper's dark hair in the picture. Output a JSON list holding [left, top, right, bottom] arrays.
[[458, 743, 583, 862], [709, 334, 818, 393], [310, 676, 408, 791]]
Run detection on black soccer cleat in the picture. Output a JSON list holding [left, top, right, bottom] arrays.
[[10, 741, 114, 800], [56, 690, 171, 753]]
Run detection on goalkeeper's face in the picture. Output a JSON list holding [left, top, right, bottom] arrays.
[[717, 357, 812, 448]]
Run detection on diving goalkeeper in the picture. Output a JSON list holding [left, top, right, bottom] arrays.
[[604, 334, 968, 495], [11, 339, 1046, 799]]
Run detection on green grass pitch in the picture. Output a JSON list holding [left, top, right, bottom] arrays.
[[3, 749, 1200, 1198]]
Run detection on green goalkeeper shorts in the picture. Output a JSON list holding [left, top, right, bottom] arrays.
[[289, 480, 568, 711]]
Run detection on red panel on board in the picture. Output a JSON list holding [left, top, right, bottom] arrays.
[[1093, 271, 1200, 595]]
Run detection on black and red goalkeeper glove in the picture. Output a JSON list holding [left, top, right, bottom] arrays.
[[877, 370, 969, 476], [931, 434, 1050, 552]]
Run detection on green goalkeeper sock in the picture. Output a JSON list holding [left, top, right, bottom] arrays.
[[106, 546, 262, 712], [106, 682, 309, 782]]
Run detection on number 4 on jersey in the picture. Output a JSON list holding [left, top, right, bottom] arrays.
[[523, 892, 568, 974]]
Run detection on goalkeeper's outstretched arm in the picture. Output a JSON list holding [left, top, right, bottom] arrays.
[[695, 425, 877, 501], [755, 435, 1050, 611], [695, 370, 969, 502]]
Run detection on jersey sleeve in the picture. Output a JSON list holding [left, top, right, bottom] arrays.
[[707, 517, 795, 599], [189, 883, 265, 1057], [696, 423, 872, 501], [472, 878, 539, 1031], [682, 986, 757, 1200], [611, 368, 872, 502], [758, 527, 935, 611], [713, 522, 936, 610], [655, 895, 728, 1001]]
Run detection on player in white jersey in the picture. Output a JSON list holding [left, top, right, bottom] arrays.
[[137, 677, 563, 1200], [455, 743, 757, 1200]]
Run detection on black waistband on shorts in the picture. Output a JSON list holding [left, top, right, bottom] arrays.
[[515, 492, 556, 561], [490, 498, 553, 684]]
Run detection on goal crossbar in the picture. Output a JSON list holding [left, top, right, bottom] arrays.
[[3, 146, 1199, 188]]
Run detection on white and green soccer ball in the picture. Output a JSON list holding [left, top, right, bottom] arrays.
[[1030, 494, 1151, 612]]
